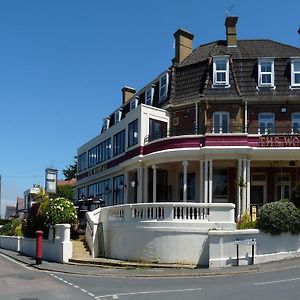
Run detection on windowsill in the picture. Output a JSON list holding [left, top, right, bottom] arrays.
[[290, 85, 300, 90], [212, 84, 231, 89], [256, 85, 276, 91]]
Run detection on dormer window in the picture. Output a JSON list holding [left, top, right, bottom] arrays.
[[213, 57, 229, 86], [291, 59, 300, 88], [102, 116, 110, 131], [130, 97, 139, 110], [145, 86, 154, 106], [159, 73, 169, 102], [258, 59, 275, 87], [114, 109, 122, 124]]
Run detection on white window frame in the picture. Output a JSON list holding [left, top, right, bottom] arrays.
[[114, 109, 122, 124], [159, 73, 169, 102], [130, 97, 139, 110], [145, 86, 154, 106], [291, 59, 300, 87], [102, 116, 110, 131], [212, 111, 229, 133], [213, 57, 229, 86], [258, 59, 275, 87], [258, 112, 275, 134]]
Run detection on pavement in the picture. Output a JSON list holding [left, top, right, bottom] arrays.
[[1, 248, 300, 278]]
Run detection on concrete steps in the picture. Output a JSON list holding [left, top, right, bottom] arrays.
[[71, 236, 92, 259]]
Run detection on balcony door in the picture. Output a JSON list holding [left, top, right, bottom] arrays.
[[259, 113, 275, 134], [213, 112, 229, 133]]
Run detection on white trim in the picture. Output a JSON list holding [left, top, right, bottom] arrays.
[[213, 57, 230, 87], [291, 59, 300, 87], [130, 98, 139, 110], [114, 109, 122, 124], [145, 87, 154, 106], [159, 73, 169, 102], [258, 58, 275, 88]]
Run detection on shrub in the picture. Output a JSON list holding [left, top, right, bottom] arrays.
[[23, 202, 48, 238], [256, 201, 300, 235], [42, 197, 77, 227], [0, 218, 23, 236], [237, 210, 257, 229]]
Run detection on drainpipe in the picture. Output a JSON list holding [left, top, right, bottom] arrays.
[[195, 101, 198, 134], [244, 99, 248, 133]]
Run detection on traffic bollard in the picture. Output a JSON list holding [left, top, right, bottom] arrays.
[[35, 230, 43, 265]]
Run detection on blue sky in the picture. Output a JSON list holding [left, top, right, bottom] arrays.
[[0, 0, 300, 216]]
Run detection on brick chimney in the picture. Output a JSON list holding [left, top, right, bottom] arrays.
[[173, 29, 194, 64], [122, 86, 136, 104], [225, 16, 238, 47]]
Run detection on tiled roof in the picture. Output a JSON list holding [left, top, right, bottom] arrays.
[[172, 39, 300, 104], [179, 40, 300, 67], [57, 178, 76, 186]]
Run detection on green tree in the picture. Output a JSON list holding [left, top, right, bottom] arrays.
[[55, 184, 73, 200], [62, 157, 77, 180]]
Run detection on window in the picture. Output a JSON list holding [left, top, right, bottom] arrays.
[[292, 113, 300, 134], [159, 73, 169, 101], [275, 173, 291, 201], [213, 112, 229, 133], [78, 187, 86, 199], [179, 173, 195, 201], [130, 98, 139, 110], [259, 113, 275, 134], [114, 109, 122, 124], [128, 119, 138, 147], [213, 57, 229, 86], [145, 87, 154, 106], [113, 175, 125, 205], [113, 130, 125, 156], [78, 153, 87, 172], [87, 138, 111, 168], [102, 117, 110, 131], [258, 59, 274, 87], [291, 59, 300, 87], [149, 119, 167, 141], [213, 169, 228, 199]]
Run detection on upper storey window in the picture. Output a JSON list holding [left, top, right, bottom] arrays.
[[114, 109, 122, 124], [145, 86, 154, 106], [102, 117, 110, 131], [130, 97, 139, 110], [213, 57, 229, 86], [258, 59, 275, 88], [291, 59, 300, 87], [159, 73, 169, 102]]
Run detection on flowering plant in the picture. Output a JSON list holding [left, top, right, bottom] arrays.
[[42, 197, 77, 226]]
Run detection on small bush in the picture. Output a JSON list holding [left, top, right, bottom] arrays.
[[256, 201, 300, 235], [237, 210, 257, 229], [0, 218, 23, 236]]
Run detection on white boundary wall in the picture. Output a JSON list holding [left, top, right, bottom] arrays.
[[86, 203, 236, 266], [209, 229, 300, 268], [0, 224, 72, 263]]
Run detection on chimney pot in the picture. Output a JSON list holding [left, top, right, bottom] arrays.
[[173, 28, 194, 64], [225, 16, 238, 47]]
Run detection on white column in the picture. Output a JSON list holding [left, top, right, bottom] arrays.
[[246, 159, 251, 211], [182, 160, 188, 202], [137, 165, 143, 203], [152, 164, 157, 203], [242, 159, 247, 212], [208, 159, 213, 203], [244, 99, 248, 133], [204, 160, 209, 203], [143, 167, 148, 203], [199, 160, 204, 203], [237, 159, 242, 219]]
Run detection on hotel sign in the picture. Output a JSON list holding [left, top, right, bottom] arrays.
[[259, 136, 300, 147]]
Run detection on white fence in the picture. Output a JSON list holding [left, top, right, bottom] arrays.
[[85, 202, 236, 266], [0, 224, 72, 263]]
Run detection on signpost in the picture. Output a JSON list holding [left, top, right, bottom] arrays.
[[234, 239, 257, 266], [45, 168, 58, 194]]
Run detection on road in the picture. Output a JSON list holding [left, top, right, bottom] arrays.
[[1, 253, 300, 300]]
